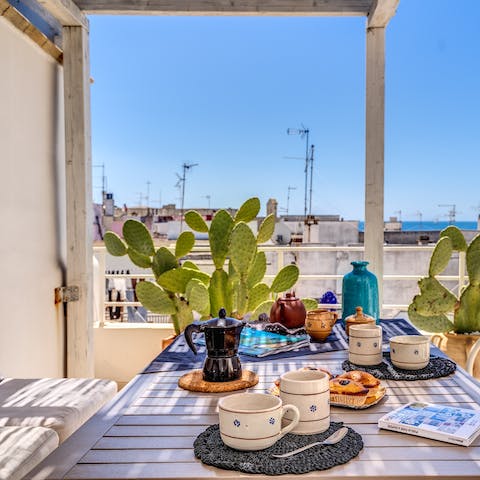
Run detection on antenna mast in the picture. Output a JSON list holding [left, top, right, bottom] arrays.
[[438, 204, 457, 224], [177, 162, 199, 232]]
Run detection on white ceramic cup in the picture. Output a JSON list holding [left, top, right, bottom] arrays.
[[279, 369, 330, 435], [218, 393, 300, 451], [349, 324, 383, 366], [390, 335, 431, 370]]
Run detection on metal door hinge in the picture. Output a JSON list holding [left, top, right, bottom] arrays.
[[55, 286, 80, 304]]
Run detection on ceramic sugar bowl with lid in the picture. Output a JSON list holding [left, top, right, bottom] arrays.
[[345, 306, 375, 335]]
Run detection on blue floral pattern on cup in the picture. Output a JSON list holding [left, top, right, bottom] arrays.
[[233, 419, 240, 427], [268, 417, 275, 425], [310, 405, 317, 413]]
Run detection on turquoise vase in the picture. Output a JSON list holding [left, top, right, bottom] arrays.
[[341, 261, 379, 324]]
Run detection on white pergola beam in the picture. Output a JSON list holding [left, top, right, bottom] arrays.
[[368, 0, 399, 28], [63, 25, 94, 377], [73, 0, 373, 16], [364, 25, 385, 309], [37, 0, 88, 28]]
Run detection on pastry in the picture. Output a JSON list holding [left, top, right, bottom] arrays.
[[336, 371, 380, 388], [329, 378, 369, 407]]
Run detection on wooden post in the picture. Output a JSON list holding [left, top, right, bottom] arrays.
[[63, 25, 94, 377], [364, 26, 385, 311]]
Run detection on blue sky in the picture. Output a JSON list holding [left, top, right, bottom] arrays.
[[89, 0, 480, 221]]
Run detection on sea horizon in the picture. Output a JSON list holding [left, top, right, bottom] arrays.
[[358, 220, 478, 232]]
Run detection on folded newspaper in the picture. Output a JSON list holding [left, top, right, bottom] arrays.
[[378, 401, 480, 446], [239, 328, 310, 357]]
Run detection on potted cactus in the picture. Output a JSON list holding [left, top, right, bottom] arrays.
[[104, 197, 314, 335], [408, 226, 480, 373]]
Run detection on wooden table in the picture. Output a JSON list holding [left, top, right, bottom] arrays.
[[30, 349, 480, 479]]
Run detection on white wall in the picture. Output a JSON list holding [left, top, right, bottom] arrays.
[[0, 18, 66, 377], [94, 324, 174, 388]]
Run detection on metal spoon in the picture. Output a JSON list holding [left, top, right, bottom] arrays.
[[271, 426, 349, 458]]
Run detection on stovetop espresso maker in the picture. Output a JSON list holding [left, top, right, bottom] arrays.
[[184, 308, 245, 382]]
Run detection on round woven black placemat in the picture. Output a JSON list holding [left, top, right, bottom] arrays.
[[194, 422, 363, 475], [342, 353, 456, 381]]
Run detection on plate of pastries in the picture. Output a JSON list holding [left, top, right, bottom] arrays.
[[270, 367, 386, 409]]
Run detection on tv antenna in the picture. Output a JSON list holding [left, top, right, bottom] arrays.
[[415, 211, 423, 229], [287, 125, 310, 217], [394, 210, 402, 222], [286, 186, 296, 215], [438, 204, 457, 224], [203, 195, 211, 209], [176, 162, 199, 232]]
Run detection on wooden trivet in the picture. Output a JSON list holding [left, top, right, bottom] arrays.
[[178, 369, 258, 392]]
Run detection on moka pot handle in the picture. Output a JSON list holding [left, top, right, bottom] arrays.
[[184, 322, 202, 355]]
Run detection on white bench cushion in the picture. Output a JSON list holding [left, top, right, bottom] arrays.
[[0, 378, 117, 442], [0, 426, 59, 480]]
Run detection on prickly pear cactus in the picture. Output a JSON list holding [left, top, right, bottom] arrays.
[[229, 222, 257, 276], [184, 210, 209, 232], [247, 283, 270, 312], [270, 264, 300, 293], [172, 297, 194, 334], [209, 210, 234, 269], [123, 219, 155, 256], [440, 226, 468, 252], [157, 267, 209, 294], [428, 236, 453, 277], [127, 248, 152, 269], [152, 247, 177, 279], [257, 214, 275, 244], [135, 281, 176, 315], [234, 197, 260, 223], [467, 234, 480, 285], [302, 298, 319, 311], [175, 231, 195, 258], [455, 284, 480, 333], [407, 303, 453, 333], [247, 252, 267, 289], [186, 278, 210, 317], [252, 300, 275, 318], [104, 232, 127, 256], [413, 277, 457, 315], [209, 269, 231, 316]]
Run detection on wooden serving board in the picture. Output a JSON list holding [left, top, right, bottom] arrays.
[[178, 369, 259, 393]]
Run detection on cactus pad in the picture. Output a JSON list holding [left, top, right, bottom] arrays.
[[122, 219, 155, 256], [302, 298, 319, 311], [104, 232, 127, 256], [247, 252, 267, 289], [270, 264, 300, 293], [234, 197, 260, 223], [252, 300, 275, 319], [127, 248, 152, 268], [157, 267, 209, 293], [209, 269, 230, 316], [428, 236, 453, 277], [186, 278, 210, 317], [440, 226, 467, 252], [407, 302, 453, 333], [413, 277, 457, 315], [173, 297, 194, 334], [209, 210, 234, 269], [175, 231, 195, 258], [247, 282, 270, 312], [184, 210, 209, 232], [230, 222, 257, 276], [135, 281, 176, 315], [182, 260, 199, 270], [152, 247, 177, 278], [454, 284, 480, 333], [467, 234, 480, 285], [257, 214, 275, 244]]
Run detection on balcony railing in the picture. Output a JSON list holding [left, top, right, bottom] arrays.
[[93, 244, 466, 327]]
